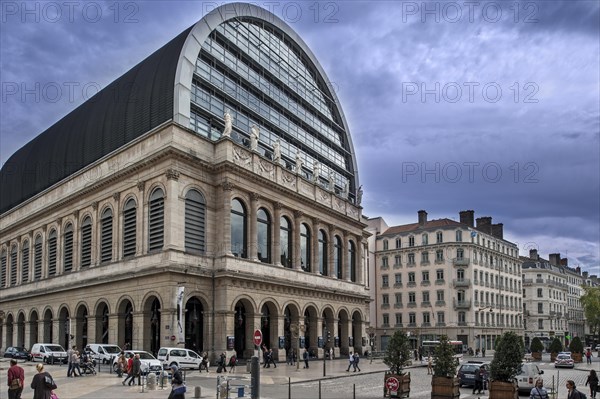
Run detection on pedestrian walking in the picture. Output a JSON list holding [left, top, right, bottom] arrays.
[[219, 352, 228, 373], [567, 380, 586, 399], [71, 351, 82, 377], [585, 370, 599, 399], [481, 348, 486, 357], [473, 365, 484, 394], [228, 353, 237, 373], [66, 345, 75, 377], [31, 363, 57, 399], [586, 348, 593, 365], [7, 359, 25, 399], [303, 349, 309, 369], [122, 355, 134, 385], [352, 352, 361, 372], [530, 378, 549, 399], [427, 355, 433, 375], [346, 351, 354, 372], [168, 365, 185, 399]]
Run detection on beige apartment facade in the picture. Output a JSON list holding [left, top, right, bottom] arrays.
[[368, 210, 523, 353], [0, 3, 370, 361]]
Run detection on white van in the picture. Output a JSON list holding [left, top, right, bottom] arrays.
[[30, 343, 68, 364], [86, 344, 122, 364], [157, 347, 203, 370], [516, 362, 544, 393]]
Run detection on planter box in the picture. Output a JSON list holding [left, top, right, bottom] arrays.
[[431, 376, 460, 399], [384, 372, 410, 398], [550, 353, 558, 362], [532, 352, 542, 361], [572, 353, 582, 362], [489, 380, 518, 399]]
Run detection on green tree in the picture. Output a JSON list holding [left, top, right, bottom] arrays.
[[433, 335, 459, 377], [549, 337, 563, 353], [569, 336, 583, 353], [489, 331, 524, 382], [530, 337, 544, 353], [383, 330, 412, 375], [581, 286, 600, 341]]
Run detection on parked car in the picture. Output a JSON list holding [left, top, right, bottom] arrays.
[[30, 343, 68, 364], [458, 361, 490, 387], [3, 346, 31, 360], [86, 343, 122, 364], [516, 363, 544, 393], [112, 350, 163, 375], [157, 347, 204, 370], [554, 353, 574, 368]]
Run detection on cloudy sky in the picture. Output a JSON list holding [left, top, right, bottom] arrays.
[[1, 1, 598, 274]]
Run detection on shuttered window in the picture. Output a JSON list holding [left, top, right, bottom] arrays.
[[148, 188, 164, 252], [63, 224, 73, 273], [80, 217, 92, 268], [48, 230, 57, 276], [184, 190, 206, 252], [123, 199, 137, 258], [34, 236, 42, 280], [10, 246, 17, 286], [101, 208, 113, 263], [0, 250, 6, 287], [21, 240, 29, 283]]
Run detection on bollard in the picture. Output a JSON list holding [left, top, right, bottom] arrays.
[[147, 373, 156, 390], [250, 356, 260, 399], [319, 380, 322, 399], [288, 377, 291, 399], [194, 386, 201, 398]]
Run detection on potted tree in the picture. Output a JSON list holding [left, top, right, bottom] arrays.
[[383, 331, 412, 398], [530, 337, 544, 361], [569, 336, 584, 362], [431, 335, 460, 399], [548, 337, 563, 362], [489, 331, 524, 399]]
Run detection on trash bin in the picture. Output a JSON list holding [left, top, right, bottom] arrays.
[[237, 387, 244, 397]]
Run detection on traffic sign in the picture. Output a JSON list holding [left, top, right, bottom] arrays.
[[253, 329, 263, 346], [385, 376, 400, 392]]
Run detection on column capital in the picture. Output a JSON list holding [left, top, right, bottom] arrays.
[[137, 181, 145, 192], [166, 169, 180, 180], [293, 210, 303, 218], [113, 192, 121, 202], [222, 181, 234, 191], [250, 192, 260, 201]]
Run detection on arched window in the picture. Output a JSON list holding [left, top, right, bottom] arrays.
[[100, 208, 113, 263], [80, 217, 92, 268], [300, 224, 311, 272], [0, 249, 7, 287], [122, 198, 137, 258], [348, 240, 356, 282], [280, 216, 292, 268], [63, 224, 73, 272], [318, 230, 327, 276], [34, 235, 42, 280], [231, 199, 247, 258], [47, 229, 57, 276], [10, 245, 17, 286], [334, 235, 342, 279], [257, 208, 271, 263], [148, 188, 165, 252], [21, 240, 29, 283], [185, 190, 206, 253], [422, 234, 428, 245]]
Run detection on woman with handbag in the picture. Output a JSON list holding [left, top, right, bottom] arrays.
[[31, 363, 58, 399], [7, 359, 24, 399]]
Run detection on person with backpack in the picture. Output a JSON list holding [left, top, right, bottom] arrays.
[[585, 370, 598, 399], [228, 353, 237, 373], [567, 380, 587, 399], [7, 359, 24, 399], [352, 352, 361, 372]]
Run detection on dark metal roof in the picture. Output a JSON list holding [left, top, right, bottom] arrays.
[[0, 26, 193, 214]]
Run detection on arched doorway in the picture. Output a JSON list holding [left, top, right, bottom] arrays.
[[76, 305, 88, 349], [233, 301, 247, 358], [337, 309, 350, 356], [58, 307, 70, 349], [17, 313, 26, 347], [304, 307, 318, 355], [118, 300, 134, 349], [5, 314, 14, 347], [29, 310, 39, 348], [185, 297, 204, 353], [95, 302, 109, 344], [144, 296, 161, 356], [352, 311, 363, 355], [283, 305, 300, 359], [43, 309, 53, 343]]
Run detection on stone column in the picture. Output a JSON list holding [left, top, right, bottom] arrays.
[[293, 210, 303, 271], [273, 203, 282, 266], [356, 237, 365, 285], [86, 316, 96, 348], [165, 169, 181, 251], [274, 315, 286, 361], [137, 181, 146, 255], [220, 181, 233, 257], [332, 318, 340, 358], [340, 317, 352, 356], [249, 193, 259, 261], [108, 313, 119, 346], [316, 317, 324, 359], [312, 218, 320, 275]]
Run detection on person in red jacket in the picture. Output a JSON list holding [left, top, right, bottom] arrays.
[[122, 355, 135, 386], [7, 359, 24, 399]]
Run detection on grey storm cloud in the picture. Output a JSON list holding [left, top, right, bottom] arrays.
[[1, 0, 598, 274]]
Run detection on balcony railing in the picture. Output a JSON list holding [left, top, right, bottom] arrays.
[[453, 299, 472, 309], [453, 278, 471, 288], [452, 257, 470, 266], [407, 281, 416, 287], [435, 279, 445, 285]]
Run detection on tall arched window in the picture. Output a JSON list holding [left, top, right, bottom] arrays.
[[47, 229, 57, 276], [334, 235, 342, 279], [185, 190, 206, 253], [348, 240, 356, 282], [21, 240, 29, 283], [80, 217, 92, 268], [0, 249, 7, 287], [280, 216, 292, 268], [10, 245, 17, 286], [122, 198, 137, 258], [100, 208, 113, 263], [257, 208, 271, 263], [318, 230, 327, 276], [300, 223, 311, 272], [231, 199, 247, 258], [63, 224, 73, 272], [148, 188, 165, 252], [34, 235, 42, 280]]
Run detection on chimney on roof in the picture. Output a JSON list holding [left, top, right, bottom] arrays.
[[583, 271, 589, 279], [576, 266, 581, 274], [491, 223, 504, 239], [418, 210, 427, 225], [549, 253, 561, 266], [476, 216, 492, 234], [560, 258, 568, 267], [459, 210, 475, 227], [529, 249, 538, 260]]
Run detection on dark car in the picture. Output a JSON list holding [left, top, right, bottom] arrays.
[[458, 362, 489, 387], [3, 346, 30, 360]]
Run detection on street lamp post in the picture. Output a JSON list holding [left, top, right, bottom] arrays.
[[366, 326, 375, 364], [322, 326, 328, 377]]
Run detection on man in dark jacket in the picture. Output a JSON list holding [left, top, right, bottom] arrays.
[[168, 365, 185, 399], [131, 354, 142, 386], [7, 359, 24, 399]]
